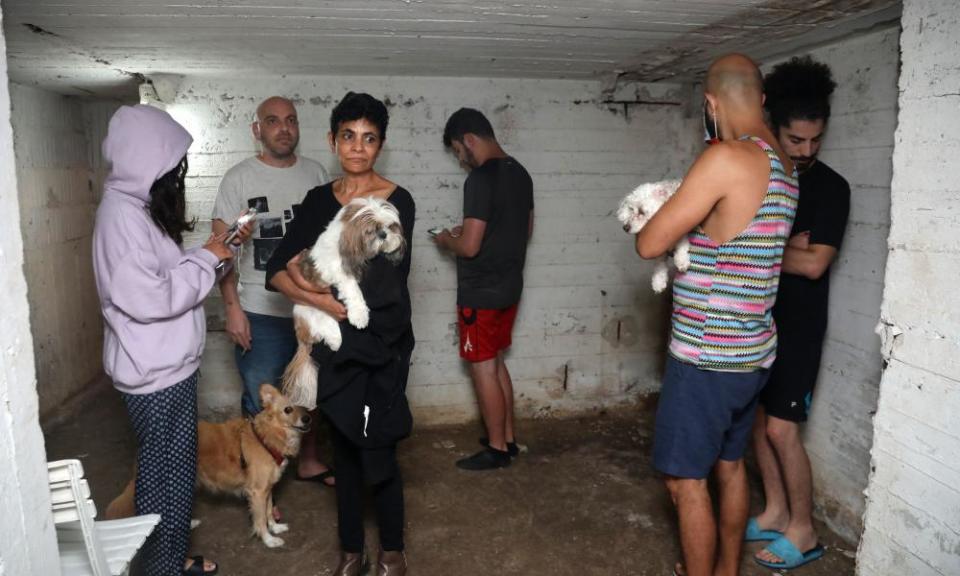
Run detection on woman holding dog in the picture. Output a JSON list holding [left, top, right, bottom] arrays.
[[93, 105, 244, 575], [267, 92, 415, 576]]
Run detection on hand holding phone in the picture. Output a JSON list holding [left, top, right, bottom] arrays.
[[204, 233, 235, 262], [225, 208, 258, 245]]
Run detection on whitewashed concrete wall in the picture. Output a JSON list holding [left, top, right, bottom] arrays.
[[760, 26, 900, 543], [858, 2, 960, 575], [0, 11, 61, 575], [9, 85, 117, 418], [167, 75, 699, 421]]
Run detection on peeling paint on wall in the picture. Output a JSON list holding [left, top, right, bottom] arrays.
[[875, 318, 903, 364]]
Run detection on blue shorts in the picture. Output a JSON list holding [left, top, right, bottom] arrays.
[[653, 357, 769, 479]]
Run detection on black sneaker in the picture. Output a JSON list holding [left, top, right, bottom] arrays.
[[456, 447, 511, 471], [479, 437, 520, 457]]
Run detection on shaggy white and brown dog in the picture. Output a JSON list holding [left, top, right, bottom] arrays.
[[282, 196, 405, 410], [616, 179, 691, 293]]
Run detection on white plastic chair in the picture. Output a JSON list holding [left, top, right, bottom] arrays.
[[48, 459, 161, 576]]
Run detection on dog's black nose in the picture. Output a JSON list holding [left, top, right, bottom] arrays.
[[302, 414, 312, 425], [377, 230, 387, 240]]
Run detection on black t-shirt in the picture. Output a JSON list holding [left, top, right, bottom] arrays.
[[457, 156, 534, 309], [773, 160, 850, 334]]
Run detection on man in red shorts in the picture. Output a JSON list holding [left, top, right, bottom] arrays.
[[435, 108, 534, 470]]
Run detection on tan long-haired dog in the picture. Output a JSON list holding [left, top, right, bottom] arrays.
[[105, 384, 311, 548], [282, 196, 405, 410]]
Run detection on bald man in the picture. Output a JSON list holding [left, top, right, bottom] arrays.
[[634, 54, 798, 576], [212, 97, 334, 483]]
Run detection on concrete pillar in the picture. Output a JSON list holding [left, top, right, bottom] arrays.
[[0, 5, 62, 575], [857, 1, 960, 574]]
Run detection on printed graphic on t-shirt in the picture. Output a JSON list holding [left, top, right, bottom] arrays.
[[253, 238, 281, 270], [247, 196, 270, 214], [247, 196, 299, 271], [259, 216, 283, 239]]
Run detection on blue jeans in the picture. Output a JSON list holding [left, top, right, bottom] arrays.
[[236, 312, 298, 416]]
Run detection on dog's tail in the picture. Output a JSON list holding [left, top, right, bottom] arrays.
[[282, 340, 318, 410]]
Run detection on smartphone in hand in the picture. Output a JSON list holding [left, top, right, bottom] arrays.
[[224, 208, 258, 245], [216, 208, 258, 274]]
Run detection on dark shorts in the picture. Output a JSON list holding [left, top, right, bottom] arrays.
[[653, 357, 770, 479], [457, 304, 519, 363], [760, 329, 825, 422]]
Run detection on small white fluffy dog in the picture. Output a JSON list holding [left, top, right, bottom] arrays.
[[616, 179, 691, 293], [282, 196, 405, 409]]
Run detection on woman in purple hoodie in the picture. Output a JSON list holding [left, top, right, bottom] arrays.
[[93, 105, 235, 576]]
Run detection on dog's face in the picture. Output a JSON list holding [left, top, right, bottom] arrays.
[[617, 179, 682, 233], [617, 193, 648, 234], [258, 383, 311, 435], [339, 197, 406, 273]]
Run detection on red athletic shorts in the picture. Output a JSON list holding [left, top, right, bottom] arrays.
[[457, 304, 519, 363]]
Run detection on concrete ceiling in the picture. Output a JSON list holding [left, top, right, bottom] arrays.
[[1, 0, 901, 98]]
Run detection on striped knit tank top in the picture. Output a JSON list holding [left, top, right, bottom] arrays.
[[668, 136, 799, 371]]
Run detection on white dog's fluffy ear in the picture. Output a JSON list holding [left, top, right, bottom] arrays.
[[642, 179, 680, 206], [385, 232, 407, 263], [616, 194, 635, 227]]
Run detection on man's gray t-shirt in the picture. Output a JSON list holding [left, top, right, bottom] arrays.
[[212, 156, 329, 317]]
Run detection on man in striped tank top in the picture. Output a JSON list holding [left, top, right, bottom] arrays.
[[634, 54, 798, 576]]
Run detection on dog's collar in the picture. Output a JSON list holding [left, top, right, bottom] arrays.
[[246, 420, 286, 467]]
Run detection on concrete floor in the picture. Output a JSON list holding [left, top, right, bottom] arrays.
[[44, 390, 856, 576]]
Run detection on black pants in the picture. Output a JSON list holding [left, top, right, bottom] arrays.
[[332, 427, 405, 553]]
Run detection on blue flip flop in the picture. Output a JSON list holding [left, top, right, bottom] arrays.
[[755, 536, 825, 570], [744, 517, 783, 542]]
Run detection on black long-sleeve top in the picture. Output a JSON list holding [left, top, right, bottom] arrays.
[[265, 183, 416, 483]]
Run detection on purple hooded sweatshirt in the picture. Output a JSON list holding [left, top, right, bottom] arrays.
[[93, 105, 220, 395]]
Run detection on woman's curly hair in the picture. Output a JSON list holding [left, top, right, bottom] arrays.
[[148, 156, 195, 245], [764, 55, 837, 130]]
